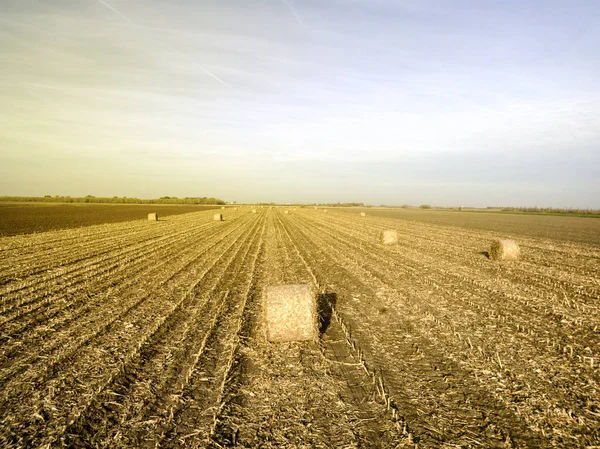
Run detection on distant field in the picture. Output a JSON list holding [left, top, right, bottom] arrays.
[[340, 207, 600, 246], [0, 202, 220, 236]]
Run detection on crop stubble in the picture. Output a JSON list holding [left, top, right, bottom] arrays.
[[0, 208, 598, 448]]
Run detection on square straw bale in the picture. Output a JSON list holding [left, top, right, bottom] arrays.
[[360, 212, 366, 217], [264, 284, 317, 342], [148, 213, 158, 221], [380, 229, 398, 245]]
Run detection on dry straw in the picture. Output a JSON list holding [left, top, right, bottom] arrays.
[[221, 206, 225, 209], [380, 229, 398, 245], [360, 212, 366, 217], [264, 284, 317, 342], [213, 213, 223, 221], [284, 210, 289, 214], [323, 209, 328, 213], [490, 239, 520, 261], [148, 213, 158, 221], [252, 209, 257, 214]]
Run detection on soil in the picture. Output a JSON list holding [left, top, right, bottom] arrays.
[[0, 208, 598, 448]]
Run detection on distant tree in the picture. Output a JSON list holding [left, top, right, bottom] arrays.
[[419, 204, 432, 209]]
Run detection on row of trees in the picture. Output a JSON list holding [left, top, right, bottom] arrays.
[[494, 206, 600, 216], [0, 196, 226, 205]]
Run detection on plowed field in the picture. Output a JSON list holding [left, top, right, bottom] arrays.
[[1, 208, 599, 448]]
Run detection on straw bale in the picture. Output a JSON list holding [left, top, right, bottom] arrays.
[[213, 213, 223, 221], [490, 239, 520, 261], [380, 229, 398, 245], [360, 212, 366, 217], [252, 209, 257, 214], [148, 213, 158, 221], [284, 210, 289, 214], [323, 209, 328, 213], [221, 206, 225, 209], [264, 284, 317, 342]]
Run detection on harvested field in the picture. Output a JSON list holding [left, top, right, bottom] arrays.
[[1, 208, 599, 448], [0, 203, 219, 236], [341, 208, 600, 245]]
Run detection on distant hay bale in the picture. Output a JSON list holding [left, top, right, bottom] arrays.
[[264, 284, 317, 342], [323, 209, 328, 213], [148, 213, 158, 221], [252, 209, 257, 214], [314, 206, 318, 210], [380, 229, 398, 245], [490, 239, 520, 261], [234, 207, 238, 210], [360, 212, 366, 217], [221, 206, 225, 209], [213, 213, 223, 221], [284, 210, 289, 214]]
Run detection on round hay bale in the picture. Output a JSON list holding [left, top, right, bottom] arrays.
[[148, 213, 158, 221], [213, 213, 223, 221], [380, 229, 398, 245], [221, 206, 225, 209], [284, 210, 289, 214], [252, 209, 257, 214], [360, 212, 366, 217], [490, 239, 520, 261], [323, 209, 328, 213], [264, 284, 317, 342]]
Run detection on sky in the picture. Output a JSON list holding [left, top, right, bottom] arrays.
[[1, 0, 599, 207]]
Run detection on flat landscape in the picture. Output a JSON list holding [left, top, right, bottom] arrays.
[[1, 207, 599, 448], [0, 203, 220, 237]]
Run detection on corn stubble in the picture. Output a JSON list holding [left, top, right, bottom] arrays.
[[0, 207, 598, 448]]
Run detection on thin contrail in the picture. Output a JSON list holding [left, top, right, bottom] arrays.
[[279, 0, 305, 27], [97, 0, 133, 24], [200, 67, 230, 87], [94, 0, 230, 87]]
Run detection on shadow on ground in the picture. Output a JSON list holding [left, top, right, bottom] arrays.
[[317, 293, 337, 333]]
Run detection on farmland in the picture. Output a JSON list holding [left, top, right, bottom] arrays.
[[1, 208, 599, 448], [0, 203, 220, 237]]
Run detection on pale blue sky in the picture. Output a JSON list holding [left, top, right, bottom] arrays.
[[1, 0, 599, 206]]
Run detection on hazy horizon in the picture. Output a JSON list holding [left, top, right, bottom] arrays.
[[1, 1, 599, 207]]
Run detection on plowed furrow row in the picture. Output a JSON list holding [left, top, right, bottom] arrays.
[[61, 214, 264, 448], [0, 215, 242, 340], [0, 220, 166, 284], [313, 212, 600, 296], [0, 217, 251, 387], [303, 213, 600, 356], [280, 212, 546, 448], [288, 213, 599, 447], [0, 214, 217, 307], [155, 213, 266, 449], [0, 214, 259, 448]]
